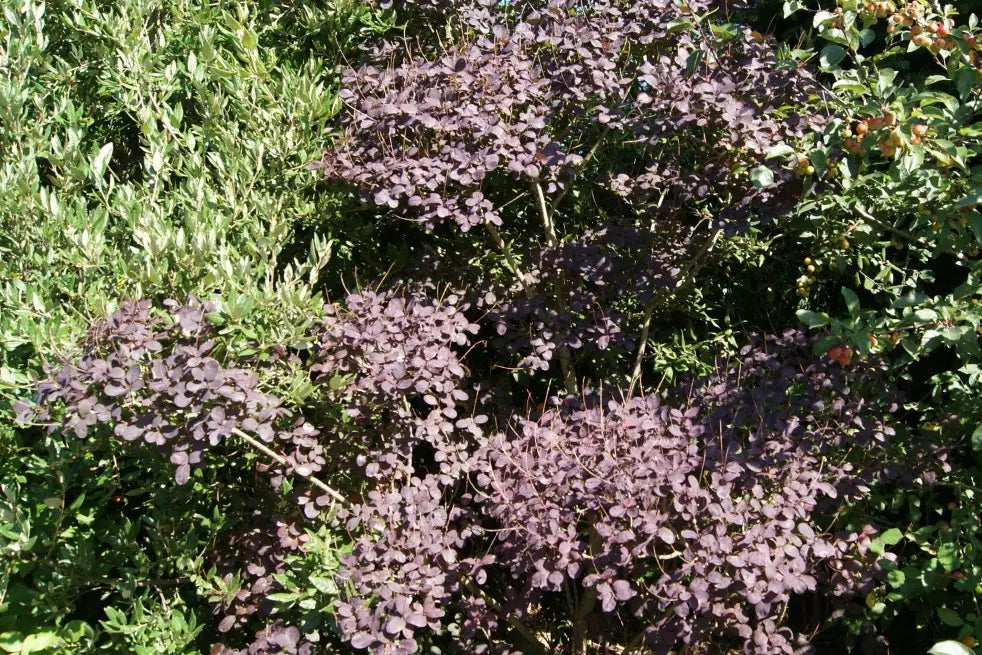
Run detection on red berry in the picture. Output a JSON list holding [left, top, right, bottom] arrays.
[[827, 346, 854, 366]]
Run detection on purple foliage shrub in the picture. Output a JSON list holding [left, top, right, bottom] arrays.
[[310, 288, 496, 654], [14, 3, 910, 653], [314, 0, 822, 387], [490, 223, 690, 371], [208, 517, 311, 634], [333, 329, 902, 654], [310, 287, 483, 484], [15, 300, 344, 649], [17, 299, 326, 494], [211, 620, 314, 655], [316, 0, 818, 230], [17, 295, 917, 654]]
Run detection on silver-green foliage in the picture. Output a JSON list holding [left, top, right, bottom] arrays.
[[0, 0, 386, 651], [0, 0, 392, 395]]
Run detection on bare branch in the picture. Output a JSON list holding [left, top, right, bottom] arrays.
[[533, 182, 559, 248], [486, 222, 532, 289], [232, 428, 348, 506]]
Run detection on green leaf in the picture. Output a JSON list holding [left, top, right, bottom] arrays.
[[967, 214, 982, 247], [59, 621, 93, 641], [18, 633, 61, 653], [797, 310, 830, 328], [922, 329, 942, 349], [820, 44, 846, 70], [937, 543, 961, 571], [783, 0, 804, 17], [894, 290, 928, 308], [937, 607, 965, 627], [886, 569, 905, 588], [972, 425, 982, 453], [765, 144, 796, 159], [833, 79, 869, 95], [309, 575, 338, 594], [914, 91, 959, 112], [809, 149, 828, 176], [912, 309, 939, 322], [875, 69, 898, 98], [0, 633, 23, 654], [841, 287, 860, 317], [241, 28, 258, 52], [813, 334, 839, 355], [898, 145, 925, 176], [880, 528, 903, 545], [955, 190, 982, 210], [90, 142, 113, 179], [927, 640, 975, 655], [750, 166, 775, 189], [813, 10, 834, 27], [852, 329, 870, 355], [942, 326, 969, 343], [954, 67, 979, 100]]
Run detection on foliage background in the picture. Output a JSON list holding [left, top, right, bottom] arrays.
[[0, 1, 383, 651], [0, 0, 979, 653]]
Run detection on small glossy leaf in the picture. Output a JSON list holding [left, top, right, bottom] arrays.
[[820, 44, 845, 70], [841, 287, 860, 317], [936, 607, 964, 627], [750, 166, 775, 189], [797, 310, 830, 328], [879, 528, 903, 545], [927, 640, 975, 655]]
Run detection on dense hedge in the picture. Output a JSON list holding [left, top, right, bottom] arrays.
[[1, 0, 980, 654]]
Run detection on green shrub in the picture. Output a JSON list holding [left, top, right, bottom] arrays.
[[0, 0, 387, 650], [775, 0, 982, 650]]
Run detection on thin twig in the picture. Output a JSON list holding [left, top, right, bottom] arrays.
[[547, 126, 611, 220], [852, 204, 928, 247], [533, 182, 559, 248], [232, 428, 347, 505], [486, 222, 531, 289], [532, 182, 577, 393]]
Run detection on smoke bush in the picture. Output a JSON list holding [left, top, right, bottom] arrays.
[[16, 295, 920, 654], [17, 300, 328, 495], [490, 223, 690, 371], [316, 0, 819, 230], [314, 0, 824, 388], [311, 288, 483, 483], [211, 620, 315, 655], [334, 330, 902, 654]]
